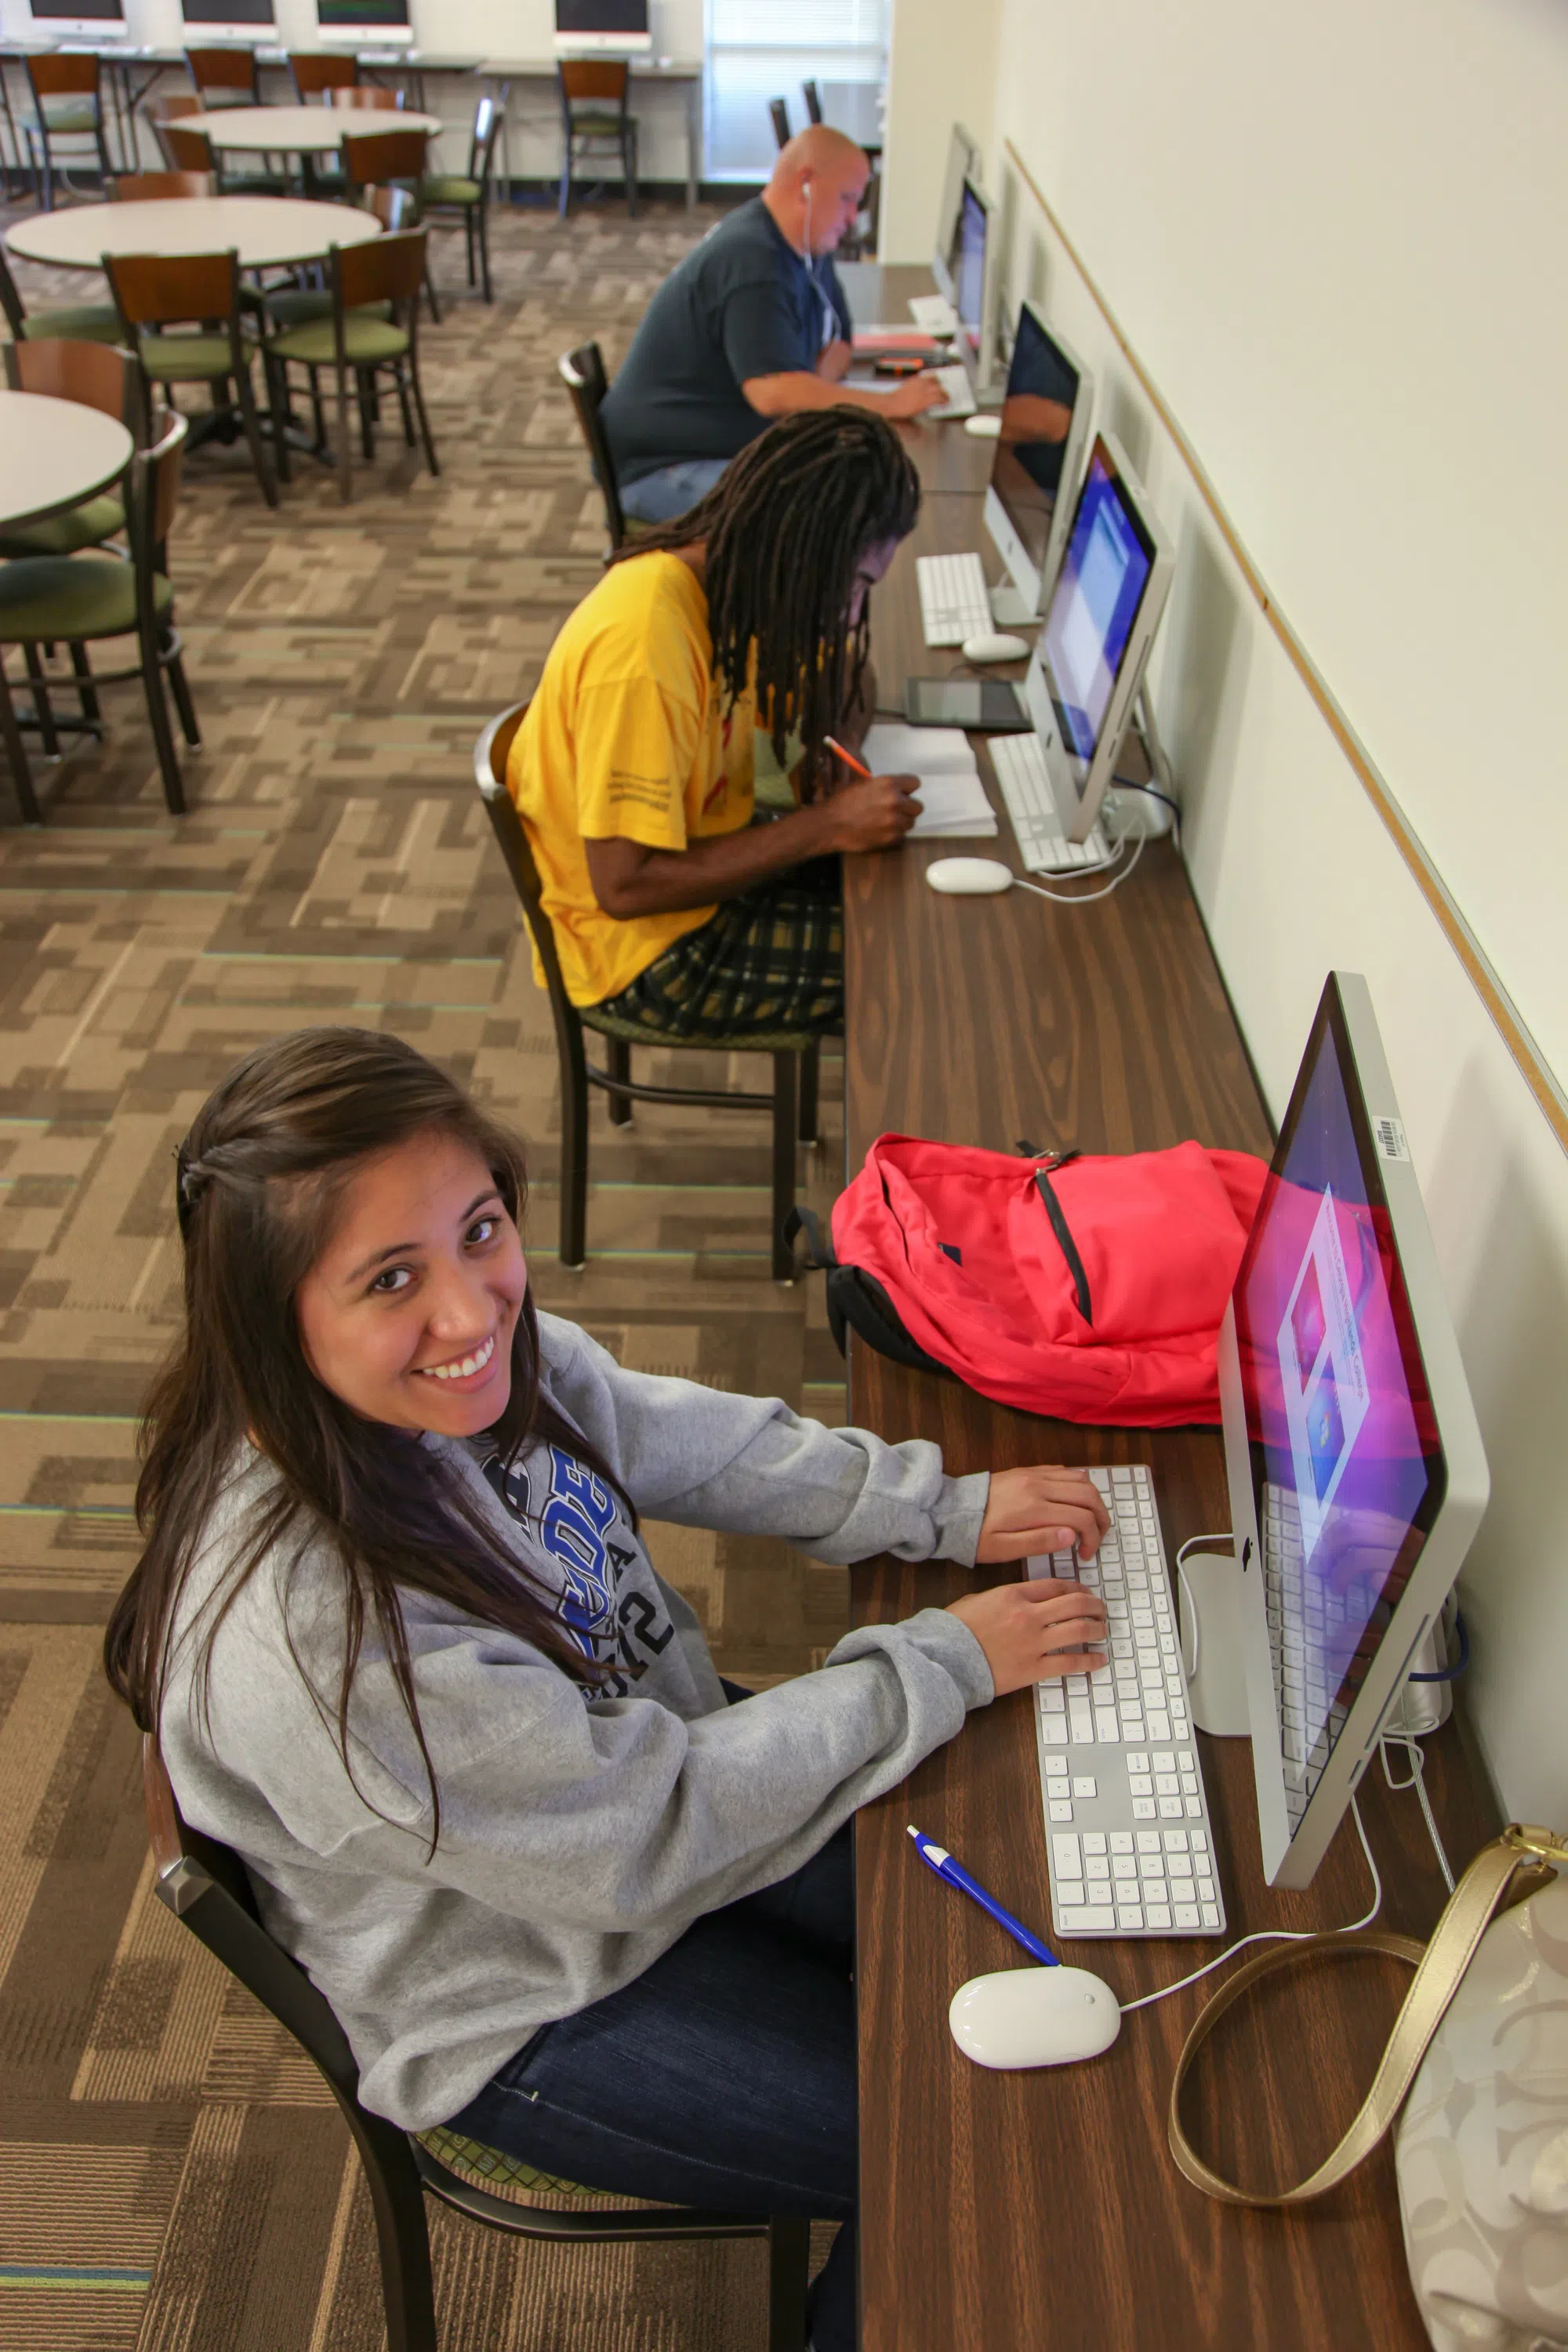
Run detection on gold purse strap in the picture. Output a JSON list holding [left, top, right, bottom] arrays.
[[1168, 1823, 1567, 2207]]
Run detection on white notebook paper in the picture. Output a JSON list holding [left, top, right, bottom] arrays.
[[860, 725, 998, 839]]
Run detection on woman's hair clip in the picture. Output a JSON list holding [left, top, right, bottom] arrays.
[[174, 1145, 202, 1240]]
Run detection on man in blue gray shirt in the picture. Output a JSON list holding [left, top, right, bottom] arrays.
[[601, 125, 945, 522]]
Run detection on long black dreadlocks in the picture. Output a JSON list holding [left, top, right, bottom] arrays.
[[608, 408, 920, 786]]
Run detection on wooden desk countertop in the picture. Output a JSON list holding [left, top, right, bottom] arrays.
[[846, 450, 1501, 2351]]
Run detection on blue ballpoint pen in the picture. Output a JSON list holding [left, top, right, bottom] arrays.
[[907, 1825, 1058, 1966]]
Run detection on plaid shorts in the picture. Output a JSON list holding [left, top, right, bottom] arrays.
[[592, 857, 843, 1041]]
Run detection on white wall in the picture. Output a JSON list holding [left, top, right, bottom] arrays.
[[877, 0, 999, 267], [0, 0, 706, 180], [959, 0, 1568, 1824]]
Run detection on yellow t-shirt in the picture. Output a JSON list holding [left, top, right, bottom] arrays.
[[506, 553, 757, 1007]]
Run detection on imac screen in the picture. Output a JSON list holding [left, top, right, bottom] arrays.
[[33, 0, 124, 16], [181, 0, 274, 20], [318, 0, 410, 23], [991, 309, 1081, 586], [950, 180, 986, 357], [1232, 991, 1443, 1826], [1040, 445, 1154, 759], [556, 0, 648, 30]]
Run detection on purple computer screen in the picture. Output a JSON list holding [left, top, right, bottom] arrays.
[[1041, 448, 1153, 760]]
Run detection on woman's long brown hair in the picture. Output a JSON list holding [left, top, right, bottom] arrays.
[[103, 1028, 630, 1850]]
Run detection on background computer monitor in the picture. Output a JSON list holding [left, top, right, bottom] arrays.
[[27, 0, 125, 30], [554, 0, 651, 55], [949, 180, 989, 371], [316, 0, 412, 42], [930, 123, 981, 309], [984, 303, 1095, 623], [1022, 430, 1174, 843], [1215, 971, 1490, 1889], [180, 0, 275, 32]]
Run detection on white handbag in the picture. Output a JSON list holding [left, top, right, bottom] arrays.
[[1167, 1824, 1568, 2352]]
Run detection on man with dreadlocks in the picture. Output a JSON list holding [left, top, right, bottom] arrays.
[[506, 408, 921, 1042]]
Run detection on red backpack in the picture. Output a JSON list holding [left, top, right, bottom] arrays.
[[791, 1134, 1269, 1428]]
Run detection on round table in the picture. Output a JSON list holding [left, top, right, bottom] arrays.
[[0, 390, 134, 535], [182, 104, 443, 154], [5, 198, 385, 274]]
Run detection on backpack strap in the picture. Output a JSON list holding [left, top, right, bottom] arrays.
[[1033, 1167, 1093, 1326], [782, 1205, 837, 1272], [1168, 1824, 1566, 2206]]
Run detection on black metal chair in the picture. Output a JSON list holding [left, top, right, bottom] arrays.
[[142, 1737, 814, 2352], [557, 339, 629, 553], [476, 703, 822, 1283], [419, 91, 505, 304], [801, 79, 823, 126], [557, 59, 637, 218], [769, 97, 792, 151], [22, 53, 112, 209]]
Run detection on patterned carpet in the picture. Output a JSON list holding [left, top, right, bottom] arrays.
[[0, 194, 846, 2350]]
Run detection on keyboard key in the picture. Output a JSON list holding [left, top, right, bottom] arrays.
[[1082, 1833, 1106, 1854], [1057, 1879, 1085, 1906], [1044, 1754, 1069, 1778], [1145, 1904, 1172, 1930], [1155, 1773, 1179, 1796], [1071, 1719, 1094, 1745], [1158, 1797, 1183, 1820], [1191, 1830, 1209, 1853], [1196, 1876, 1215, 1903], [1109, 1831, 1134, 1853], [1132, 1797, 1156, 1820], [1112, 1855, 1138, 1880], [1117, 1907, 1144, 1929], [1201, 1904, 1221, 1929], [1094, 1711, 1119, 1741], [1076, 1905, 1116, 1930], [1138, 1854, 1164, 1879], [1042, 1721, 1069, 1744], [1163, 1830, 1188, 1852], [1051, 1834, 1082, 1878], [1086, 1855, 1111, 1881], [1136, 1829, 1162, 1852], [1126, 1752, 1149, 1773], [1128, 1773, 1152, 1796], [1048, 1799, 1073, 1822], [1167, 1855, 1193, 1880], [1149, 1714, 1171, 1740], [1174, 1904, 1201, 1929], [1152, 1753, 1176, 1773], [1040, 1685, 1065, 1711], [1185, 1797, 1203, 1818]]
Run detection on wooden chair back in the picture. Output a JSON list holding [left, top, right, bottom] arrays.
[[26, 52, 100, 100], [557, 340, 626, 551], [289, 51, 358, 99], [802, 78, 823, 125], [559, 58, 629, 110], [185, 47, 259, 100], [329, 83, 404, 111], [341, 127, 430, 187], [364, 183, 416, 232], [0, 250, 28, 341], [137, 406, 188, 561], [158, 122, 216, 174], [336, 226, 426, 313], [106, 246, 241, 332], [3, 336, 140, 437], [111, 170, 212, 201], [769, 96, 790, 149]]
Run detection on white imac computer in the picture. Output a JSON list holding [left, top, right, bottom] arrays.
[[926, 122, 981, 316], [554, 0, 652, 56], [316, 0, 413, 47], [180, 0, 276, 41], [983, 303, 1095, 626], [1018, 430, 1174, 844], [949, 178, 992, 388], [1211, 971, 1490, 1889], [27, 0, 128, 42]]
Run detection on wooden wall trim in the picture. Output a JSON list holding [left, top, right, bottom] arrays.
[[1002, 136, 1568, 1159]]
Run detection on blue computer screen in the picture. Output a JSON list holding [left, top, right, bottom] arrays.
[[992, 309, 1080, 577], [953, 183, 986, 354], [1232, 995, 1440, 1817], [1040, 448, 1153, 759]]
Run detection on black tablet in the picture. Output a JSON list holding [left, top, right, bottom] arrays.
[[905, 677, 1032, 729]]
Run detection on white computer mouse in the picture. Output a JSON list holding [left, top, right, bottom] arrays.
[[925, 857, 1014, 896], [961, 630, 1030, 663], [949, 1965, 1122, 2070], [964, 413, 1003, 439]]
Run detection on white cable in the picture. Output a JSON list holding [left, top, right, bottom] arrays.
[[1120, 1794, 1381, 2014], [1014, 824, 1147, 906], [1380, 1733, 1456, 1893], [1172, 1531, 1232, 1681]]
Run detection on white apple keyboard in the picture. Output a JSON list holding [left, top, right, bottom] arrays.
[[1032, 1465, 1225, 1940], [916, 551, 992, 646], [909, 293, 958, 334], [989, 730, 1112, 873], [925, 363, 976, 420]]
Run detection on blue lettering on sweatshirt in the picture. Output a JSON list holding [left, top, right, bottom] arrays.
[[479, 1444, 673, 1693]]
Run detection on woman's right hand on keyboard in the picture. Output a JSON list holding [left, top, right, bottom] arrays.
[[946, 1577, 1109, 1698]]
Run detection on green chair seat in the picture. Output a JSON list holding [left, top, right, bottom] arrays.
[[35, 97, 100, 133], [137, 330, 245, 382], [263, 288, 394, 328], [21, 304, 124, 347], [266, 315, 409, 366], [416, 2125, 666, 2211], [0, 554, 170, 644], [223, 172, 293, 198], [0, 492, 126, 560], [572, 114, 626, 136], [581, 1003, 822, 1052], [420, 172, 482, 205]]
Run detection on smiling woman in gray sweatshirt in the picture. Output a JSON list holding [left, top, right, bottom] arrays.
[[104, 1030, 1108, 2352]]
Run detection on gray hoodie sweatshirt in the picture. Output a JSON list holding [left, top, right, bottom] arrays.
[[159, 1312, 995, 2131]]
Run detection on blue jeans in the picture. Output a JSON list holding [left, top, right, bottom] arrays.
[[619, 455, 731, 523], [445, 1692, 858, 2350]]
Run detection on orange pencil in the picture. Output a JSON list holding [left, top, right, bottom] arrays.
[[823, 735, 872, 779]]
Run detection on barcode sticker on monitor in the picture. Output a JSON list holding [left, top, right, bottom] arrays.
[[1373, 1116, 1410, 1163]]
